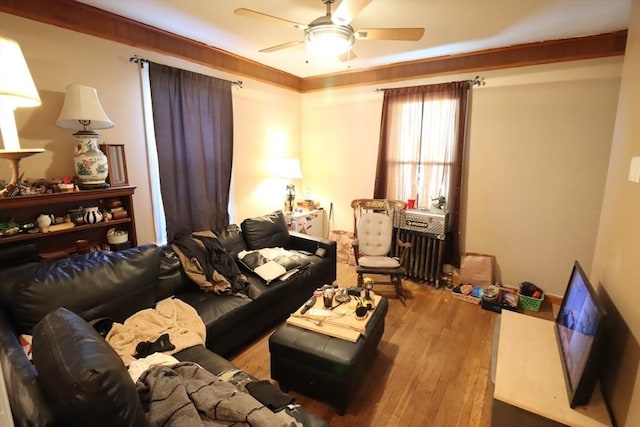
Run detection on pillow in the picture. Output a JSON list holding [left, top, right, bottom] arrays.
[[240, 210, 290, 250], [32, 308, 150, 427]]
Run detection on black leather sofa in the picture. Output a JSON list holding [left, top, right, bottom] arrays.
[[0, 211, 336, 426]]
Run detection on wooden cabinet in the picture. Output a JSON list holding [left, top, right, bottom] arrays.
[[0, 186, 137, 257], [286, 209, 324, 237]]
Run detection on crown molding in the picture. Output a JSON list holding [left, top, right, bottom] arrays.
[[0, 0, 627, 93]]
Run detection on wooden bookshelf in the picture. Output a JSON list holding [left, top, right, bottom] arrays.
[[0, 186, 137, 257]]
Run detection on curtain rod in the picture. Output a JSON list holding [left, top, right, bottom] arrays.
[[129, 55, 243, 88], [375, 75, 485, 93]]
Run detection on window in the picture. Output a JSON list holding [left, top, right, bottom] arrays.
[[388, 97, 459, 207], [375, 81, 470, 261]]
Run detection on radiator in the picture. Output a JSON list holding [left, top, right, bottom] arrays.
[[393, 228, 446, 286]]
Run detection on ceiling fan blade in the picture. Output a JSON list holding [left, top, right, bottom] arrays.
[[259, 40, 304, 53], [355, 28, 425, 41], [332, 0, 372, 25], [338, 50, 358, 62], [234, 8, 307, 30]]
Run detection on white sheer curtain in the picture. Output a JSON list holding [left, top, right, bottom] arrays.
[[139, 64, 167, 245], [378, 93, 459, 208], [375, 81, 470, 261]]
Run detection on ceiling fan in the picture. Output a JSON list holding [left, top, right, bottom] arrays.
[[234, 0, 425, 60]]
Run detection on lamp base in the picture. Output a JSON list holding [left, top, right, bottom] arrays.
[[285, 183, 296, 215], [78, 182, 110, 190], [73, 131, 108, 187], [0, 149, 44, 197]]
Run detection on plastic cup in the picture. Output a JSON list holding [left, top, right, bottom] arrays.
[[323, 288, 334, 308]]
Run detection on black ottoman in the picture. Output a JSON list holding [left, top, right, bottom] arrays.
[[269, 297, 388, 415]]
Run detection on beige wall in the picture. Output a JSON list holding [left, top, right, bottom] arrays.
[[466, 75, 619, 296], [591, 0, 640, 424]]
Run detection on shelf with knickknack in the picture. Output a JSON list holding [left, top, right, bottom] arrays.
[[0, 186, 137, 259]]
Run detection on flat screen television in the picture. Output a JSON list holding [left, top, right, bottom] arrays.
[[554, 261, 608, 408]]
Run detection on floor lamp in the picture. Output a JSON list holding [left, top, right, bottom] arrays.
[[0, 35, 44, 196]]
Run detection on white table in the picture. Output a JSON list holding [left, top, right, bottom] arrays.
[[492, 310, 611, 427]]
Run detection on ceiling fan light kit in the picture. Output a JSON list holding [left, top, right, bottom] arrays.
[[305, 23, 354, 57], [235, 0, 424, 62]]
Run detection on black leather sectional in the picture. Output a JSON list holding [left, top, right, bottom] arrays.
[[0, 210, 336, 426]]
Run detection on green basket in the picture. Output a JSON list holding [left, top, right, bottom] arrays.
[[518, 292, 544, 312]]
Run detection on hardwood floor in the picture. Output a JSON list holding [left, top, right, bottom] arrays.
[[230, 263, 554, 426]]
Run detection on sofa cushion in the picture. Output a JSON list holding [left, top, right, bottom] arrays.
[[240, 210, 290, 250], [216, 224, 247, 258], [9, 245, 161, 334], [32, 307, 150, 427], [156, 245, 194, 301]]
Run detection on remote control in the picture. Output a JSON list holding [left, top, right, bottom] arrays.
[[300, 296, 316, 314]]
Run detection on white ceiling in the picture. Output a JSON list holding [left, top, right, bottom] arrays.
[[74, 0, 631, 78]]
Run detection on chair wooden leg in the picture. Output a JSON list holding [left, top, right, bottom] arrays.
[[391, 274, 406, 306]]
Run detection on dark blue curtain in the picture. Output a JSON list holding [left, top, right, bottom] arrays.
[[148, 62, 233, 239]]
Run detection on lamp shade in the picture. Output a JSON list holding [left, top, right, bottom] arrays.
[[273, 158, 303, 179], [56, 84, 114, 130], [0, 35, 41, 109], [0, 35, 43, 154]]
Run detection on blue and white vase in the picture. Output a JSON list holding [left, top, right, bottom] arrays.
[[74, 137, 108, 186], [83, 207, 103, 224]]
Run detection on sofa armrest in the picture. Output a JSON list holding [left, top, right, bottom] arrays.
[[287, 232, 337, 268], [0, 311, 58, 426], [0, 243, 38, 271]]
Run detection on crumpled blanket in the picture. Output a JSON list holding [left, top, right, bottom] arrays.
[[136, 362, 302, 427], [106, 298, 205, 366]]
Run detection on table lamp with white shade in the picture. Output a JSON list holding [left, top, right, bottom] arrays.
[[56, 84, 114, 189], [0, 35, 44, 196]]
